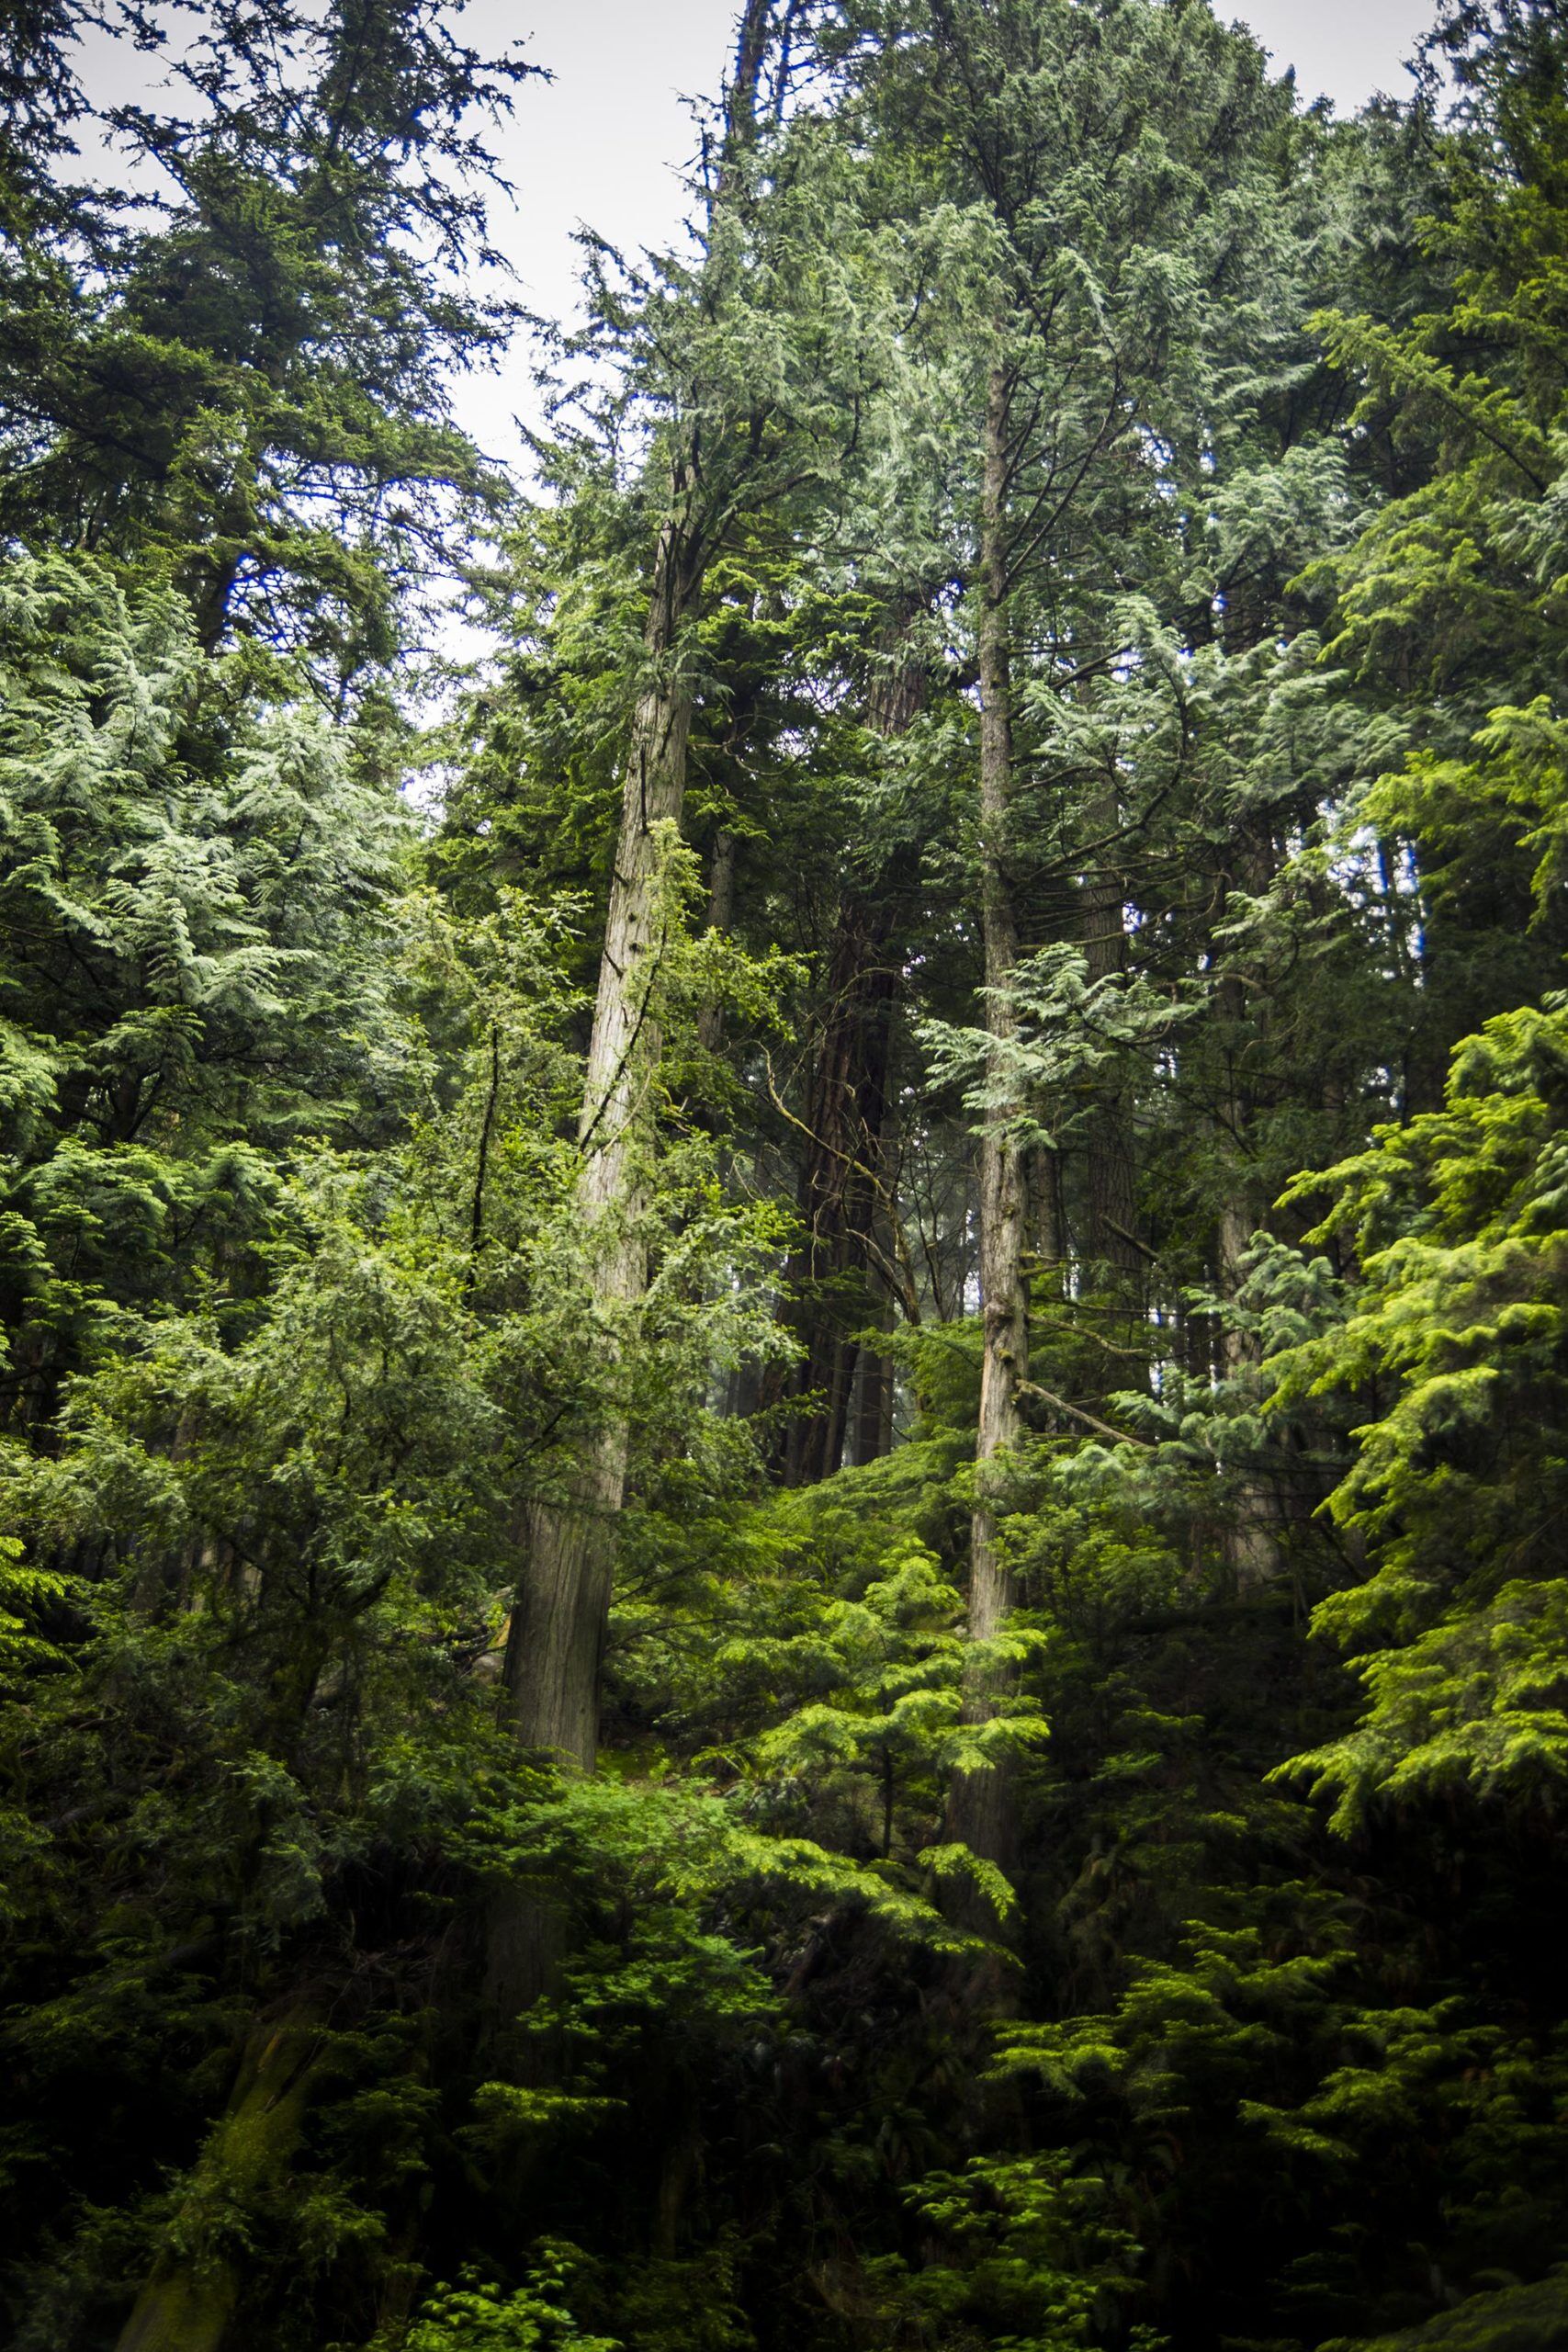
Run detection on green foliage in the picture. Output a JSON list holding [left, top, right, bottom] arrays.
[[1327, 2268, 1568, 2352], [6, 4, 1568, 2351], [0, 0, 531, 677], [1268, 997, 1568, 1826], [400, 2257, 617, 2352], [871, 2151, 1166, 2352]]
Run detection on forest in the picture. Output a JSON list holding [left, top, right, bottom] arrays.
[[2, 0, 1567, 2346]]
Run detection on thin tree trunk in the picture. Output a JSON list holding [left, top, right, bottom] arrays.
[[1213, 815, 1279, 1587], [1217, 1187, 1274, 1588], [946, 362, 1027, 1895], [1215, 872, 1275, 1587], [850, 1096, 899, 1468], [774, 897, 897, 1484], [1028, 1141, 1064, 1273], [849, 1299, 896, 1464], [771, 603, 925, 1483], [1079, 775, 1143, 1291], [696, 824, 739, 1056]]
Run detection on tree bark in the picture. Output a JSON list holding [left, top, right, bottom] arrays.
[[771, 604, 925, 1483], [115, 2004, 323, 2352], [488, 542, 698, 2027], [695, 824, 739, 1057], [1028, 1140, 1065, 1270], [773, 895, 898, 1484], [946, 362, 1027, 1894], [849, 1111, 898, 1471], [1215, 857, 1277, 1588], [500, 517, 696, 1777], [1079, 775, 1143, 1291], [489, 0, 775, 2022]]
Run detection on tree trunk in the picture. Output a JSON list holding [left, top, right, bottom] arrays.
[[1213, 815, 1280, 1588], [1215, 907, 1275, 1587], [1079, 775, 1143, 1291], [115, 2004, 323, 2352], [774, 895, 898, 1484], [500, 520, 695, 1778], [695, 824, 739, 1057], [1028, 1141, 1064, 1273], [849, 1116, 898, 1471], [489, 545, 698, 2023], [772, 604, 925, 1483], [489, 0, 775, 2023], [946, 363, 1027, 1896]]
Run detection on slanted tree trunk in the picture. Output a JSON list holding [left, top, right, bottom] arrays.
[[946, 362, 1028, 1896], [489, 525, 703, 2025], [499, 515, 698, 1778], [489, 0, 774, 2022], [115, 2003, 323, 2352]]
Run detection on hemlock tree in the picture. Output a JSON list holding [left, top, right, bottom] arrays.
[[842, 0, 1310, 1889], [0, 0, 531, 679], [493, 0, 892, 1795]]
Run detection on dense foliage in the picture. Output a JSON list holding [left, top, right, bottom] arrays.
[[3, 3, 1568, 2348]]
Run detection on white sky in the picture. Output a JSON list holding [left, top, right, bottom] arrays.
[[459, 0, 1438, 465]]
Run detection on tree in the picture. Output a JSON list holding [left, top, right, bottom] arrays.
[[846, 0, 1307, 1889], [0, 0, 532, 680], [492, 0, 886, 1794]]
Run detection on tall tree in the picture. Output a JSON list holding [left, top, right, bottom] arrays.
[[0, 0, 530, 678], [486, 10, 901, 2039], [496, 0, 778, 1794], [851, 0, 1303, 1881]]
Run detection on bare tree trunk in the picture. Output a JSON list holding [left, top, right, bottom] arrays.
[[696, 825, 739, 1056], [489, 548, 698, 2022], [946, 363, 1027, 1896], [1028, 1141, 1064, 1273], [500, 525, 695, 1778], [1216, 910, 1275, 1588], [850, 1091, 900, 1468], [849, 1297, 896, 1464], [1211, 812, 1280, 1588], [1217, 1187, 1274, 1588], [771, 601, 925, 1484], [774, 897, 897, 1484]]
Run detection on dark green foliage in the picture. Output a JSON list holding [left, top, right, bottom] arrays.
[[0, 0, 531, 677], [4, 2, 1568, 2349]]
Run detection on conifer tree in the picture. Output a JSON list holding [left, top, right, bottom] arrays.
[[494, 0, 882, 1790], [0, 0, 530, 677], [846, 0, 1306, 1882]]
